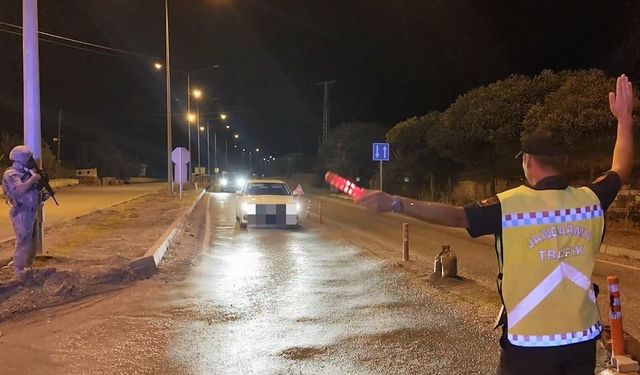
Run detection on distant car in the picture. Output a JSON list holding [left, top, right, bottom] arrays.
[[235, 179, 301, 229], [219, 172, 246, 193]]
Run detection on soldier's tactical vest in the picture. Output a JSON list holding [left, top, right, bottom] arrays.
[[2, 167, 38, 209], [496, 185, 604, 347]]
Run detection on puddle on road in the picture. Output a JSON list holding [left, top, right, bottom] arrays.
[[279, 346, 328, 360]]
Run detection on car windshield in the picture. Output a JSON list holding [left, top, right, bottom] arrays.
[[245, 183, 291, 196]]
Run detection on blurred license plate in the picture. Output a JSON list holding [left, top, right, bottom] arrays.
[[247, 204, 297, 226]]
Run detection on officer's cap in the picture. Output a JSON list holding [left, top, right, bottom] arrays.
[[516, 131, 568, 158], [9, 145, 33, 163]]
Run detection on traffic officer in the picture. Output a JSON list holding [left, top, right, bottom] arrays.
[[356, 74, 634, 374], [2, 145, 46, 279]]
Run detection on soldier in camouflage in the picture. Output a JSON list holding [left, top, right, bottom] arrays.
[[2, 145, 48, 279]]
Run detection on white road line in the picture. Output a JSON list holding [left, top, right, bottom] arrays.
[[596, 259, 640, 272], [202, 193, 212, 251]]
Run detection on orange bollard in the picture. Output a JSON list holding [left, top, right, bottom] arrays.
[[608, 275, 625, 357], [319, 201, 323, 223], [402, 223, 409, 261]]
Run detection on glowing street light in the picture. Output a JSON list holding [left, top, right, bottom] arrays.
[[192, 89, 202, 99], [234, 134, 239, 139], [187, 113, 196, 123], [154, 62, 163, 70], [200, 126, 205, 131], [256, 148, 260, 152], [220, 113, 227, 120]]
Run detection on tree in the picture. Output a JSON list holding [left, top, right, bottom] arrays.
[[522, 69, 626, 180], [441, 71, 566, 194], [319, 122, 387, 188], [386, 112, 457, 200], [0, 132, 22, 169]]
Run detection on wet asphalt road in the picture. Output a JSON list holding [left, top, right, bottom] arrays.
[[0, 192, 497, 374]]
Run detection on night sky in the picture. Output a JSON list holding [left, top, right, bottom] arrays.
[[0, 1, 639, 176]]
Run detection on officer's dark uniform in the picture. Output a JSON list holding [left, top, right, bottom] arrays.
[[464, 170, 620, 374]]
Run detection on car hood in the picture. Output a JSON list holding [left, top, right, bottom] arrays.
[[242, 195, 297, 205]]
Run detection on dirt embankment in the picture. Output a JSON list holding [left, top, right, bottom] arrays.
[[0, 190, 200, 322]]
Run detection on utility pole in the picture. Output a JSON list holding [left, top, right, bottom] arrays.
[[206, 123, 210, 175], [214, 130, 218, 171], [196, 103, 201, 169], [55, 108, 62, 162], [317, 80, 336, 143], [164, 0, 173, 193], [23, 0, 43, 253], [187, 72, 192, 183]]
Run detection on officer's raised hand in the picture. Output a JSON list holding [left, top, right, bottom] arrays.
[[609, 74, 634, 122], [355, 190, 394, 213]]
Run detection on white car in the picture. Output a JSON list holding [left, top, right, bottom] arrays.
[[235, 179, 301, 228]]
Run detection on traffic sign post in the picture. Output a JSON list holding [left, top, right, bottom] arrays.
[[372, 143, 390, 190], [172, 147, 190, 198]]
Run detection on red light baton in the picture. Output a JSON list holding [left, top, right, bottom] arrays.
[[324, 171, 365, 200]]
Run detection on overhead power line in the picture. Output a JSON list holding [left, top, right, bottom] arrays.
[[0, 20, 158, 62]]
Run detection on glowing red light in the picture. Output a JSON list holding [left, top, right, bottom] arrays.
[[324, 171, 364, 199]]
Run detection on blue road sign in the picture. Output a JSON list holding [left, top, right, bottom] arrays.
[[372, 143, 390, 162]]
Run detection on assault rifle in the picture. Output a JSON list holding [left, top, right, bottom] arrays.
[[34, 168, 59, 206]]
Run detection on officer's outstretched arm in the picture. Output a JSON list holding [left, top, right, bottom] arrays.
[[356, 190, 469, 228], [609, 74, 634, 184]]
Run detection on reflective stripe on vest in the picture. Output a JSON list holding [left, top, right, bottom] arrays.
[[497, 185, 604, 347]]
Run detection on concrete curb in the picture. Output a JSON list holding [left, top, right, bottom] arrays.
[[128, 189, 207, 279], [0, 190, 158, 247], [600, 244, 640, 261]]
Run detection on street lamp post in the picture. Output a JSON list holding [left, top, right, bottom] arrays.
[[198, 125, 204, 170], [207, 123, 210, 175], [187, 73, 191, 180]]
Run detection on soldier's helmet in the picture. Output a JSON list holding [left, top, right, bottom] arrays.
[[9, 145, 33, 164]]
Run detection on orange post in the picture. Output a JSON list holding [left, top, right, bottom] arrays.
[[319, 201, 323, 224], [402, 223, 409, 261], [608, 275, 625, 357]]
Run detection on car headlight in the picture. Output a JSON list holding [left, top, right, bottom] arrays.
[[236, 177, 246, 187], [220, 178, 228, 186], [297, 203, 301, 212]]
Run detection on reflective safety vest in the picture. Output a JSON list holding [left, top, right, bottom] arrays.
[[496, 185, 604, 347]]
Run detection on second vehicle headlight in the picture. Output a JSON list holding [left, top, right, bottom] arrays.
[[220, 178, 228, 186], [236, 177, 246, 187]]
